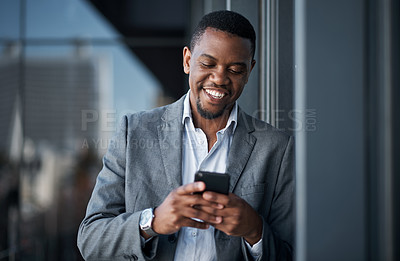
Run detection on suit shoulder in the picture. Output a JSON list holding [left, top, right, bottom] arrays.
[[125, 105, 167, 122], [122, 96, 184, 130], [242, 112, 291, 142], [121, 106, 166, 133]]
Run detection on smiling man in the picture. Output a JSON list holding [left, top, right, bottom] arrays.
[[78, 10, 293, 261], [183, 26, 255, 152]]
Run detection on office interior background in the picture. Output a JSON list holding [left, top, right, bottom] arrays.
[[0, 0, 398, 260]]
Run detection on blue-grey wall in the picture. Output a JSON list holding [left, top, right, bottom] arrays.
[[295, 0, 367, 260]]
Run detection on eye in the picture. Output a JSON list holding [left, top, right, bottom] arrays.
[[228, 68, 244, 75], [200, 62, 214, 68]]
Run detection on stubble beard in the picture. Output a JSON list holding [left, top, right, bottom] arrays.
[[196, 97, 227, 120]]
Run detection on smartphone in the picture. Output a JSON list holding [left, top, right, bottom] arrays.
[[194, 171, 230, 195]]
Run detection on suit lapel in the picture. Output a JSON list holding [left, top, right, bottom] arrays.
[[157, 99, 256, 191], [216, 111, 256, 258], [226, 109, 256, 193], [157, 96, 185, 189]]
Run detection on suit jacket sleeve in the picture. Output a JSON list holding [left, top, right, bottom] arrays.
[[77, 115, 158, 261], [241, 135, 294, 261]]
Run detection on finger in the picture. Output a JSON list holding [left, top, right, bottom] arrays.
[[188, 193, 224, 208], [183, 207, 223, 224], [202, 191, 231, 205], [178, 194, 221, 209], [181, 217, 211, 230], [212, 216, 240, 235], [194, 205, 225, 216], [192, 202, 224, 210], [175, 182, 206, 195]]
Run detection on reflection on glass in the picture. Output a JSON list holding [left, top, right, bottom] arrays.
[[19, 43, 163, 261], [0, 42, 21, 260], [0, 0, 168, 259], [0, 0, 20, 39], [26, 0, 118, 39]]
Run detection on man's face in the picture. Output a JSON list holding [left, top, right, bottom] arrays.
[[183, 28, 255, 120]]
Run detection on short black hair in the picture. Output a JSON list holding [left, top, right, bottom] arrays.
[[190, 10, 256, 59]]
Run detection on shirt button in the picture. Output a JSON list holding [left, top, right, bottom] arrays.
[[168, 234, 177, 243], [199, 139, 204, 145], [192, 231, 197, 237]]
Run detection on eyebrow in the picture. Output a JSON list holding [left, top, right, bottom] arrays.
[[199, 53, 247, 67], [200, 53, 217, 60]]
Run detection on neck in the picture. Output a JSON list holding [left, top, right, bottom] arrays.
[[191, 108, 232, 151], [192, 111, 230, 134]]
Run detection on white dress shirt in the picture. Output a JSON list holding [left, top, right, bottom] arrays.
[[173, 91, 262, 261]]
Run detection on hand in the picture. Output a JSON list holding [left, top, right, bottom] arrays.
[[200, 192, 263, 245], [147, 182, 224, 238]]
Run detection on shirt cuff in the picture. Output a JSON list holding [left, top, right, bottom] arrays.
[[245, 238, 263, 260]]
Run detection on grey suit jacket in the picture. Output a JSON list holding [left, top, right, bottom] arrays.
[[78, 95, 294, 261]]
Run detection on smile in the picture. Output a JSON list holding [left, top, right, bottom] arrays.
[[204, 89, 226, 99]]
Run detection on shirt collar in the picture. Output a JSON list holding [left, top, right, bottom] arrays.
[[182, 90, 238, 134]]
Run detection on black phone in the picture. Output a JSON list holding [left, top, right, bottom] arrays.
[[194, 171, 230, 195]]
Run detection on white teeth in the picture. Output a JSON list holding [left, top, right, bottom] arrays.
[[205, 89, 226, 99]]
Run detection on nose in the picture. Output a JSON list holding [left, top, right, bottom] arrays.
[[210, 67, 230, 86]]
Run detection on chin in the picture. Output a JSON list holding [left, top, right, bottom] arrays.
[[196, 98, 226, 120]]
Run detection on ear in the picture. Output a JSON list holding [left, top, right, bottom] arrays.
[[244, 59, 257, 84], [250, 59, 256, 73], [183, 46, 191, 74]]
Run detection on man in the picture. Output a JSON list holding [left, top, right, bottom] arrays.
[[78, 10, 293, 261]]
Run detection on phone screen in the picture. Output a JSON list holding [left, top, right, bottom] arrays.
[[194, 171, 230, 195]]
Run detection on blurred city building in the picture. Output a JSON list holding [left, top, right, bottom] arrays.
[[0, 42, 113, 259], [1, 44, 112, 152]]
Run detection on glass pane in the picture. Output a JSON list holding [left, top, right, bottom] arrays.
[[18, 43, 162, 259], [26, 0, 118, 39], [1, 0, 175, 258], [0, 0, 20, 39], [0, 43, 21, 260], [25, 44, 163, 115]]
